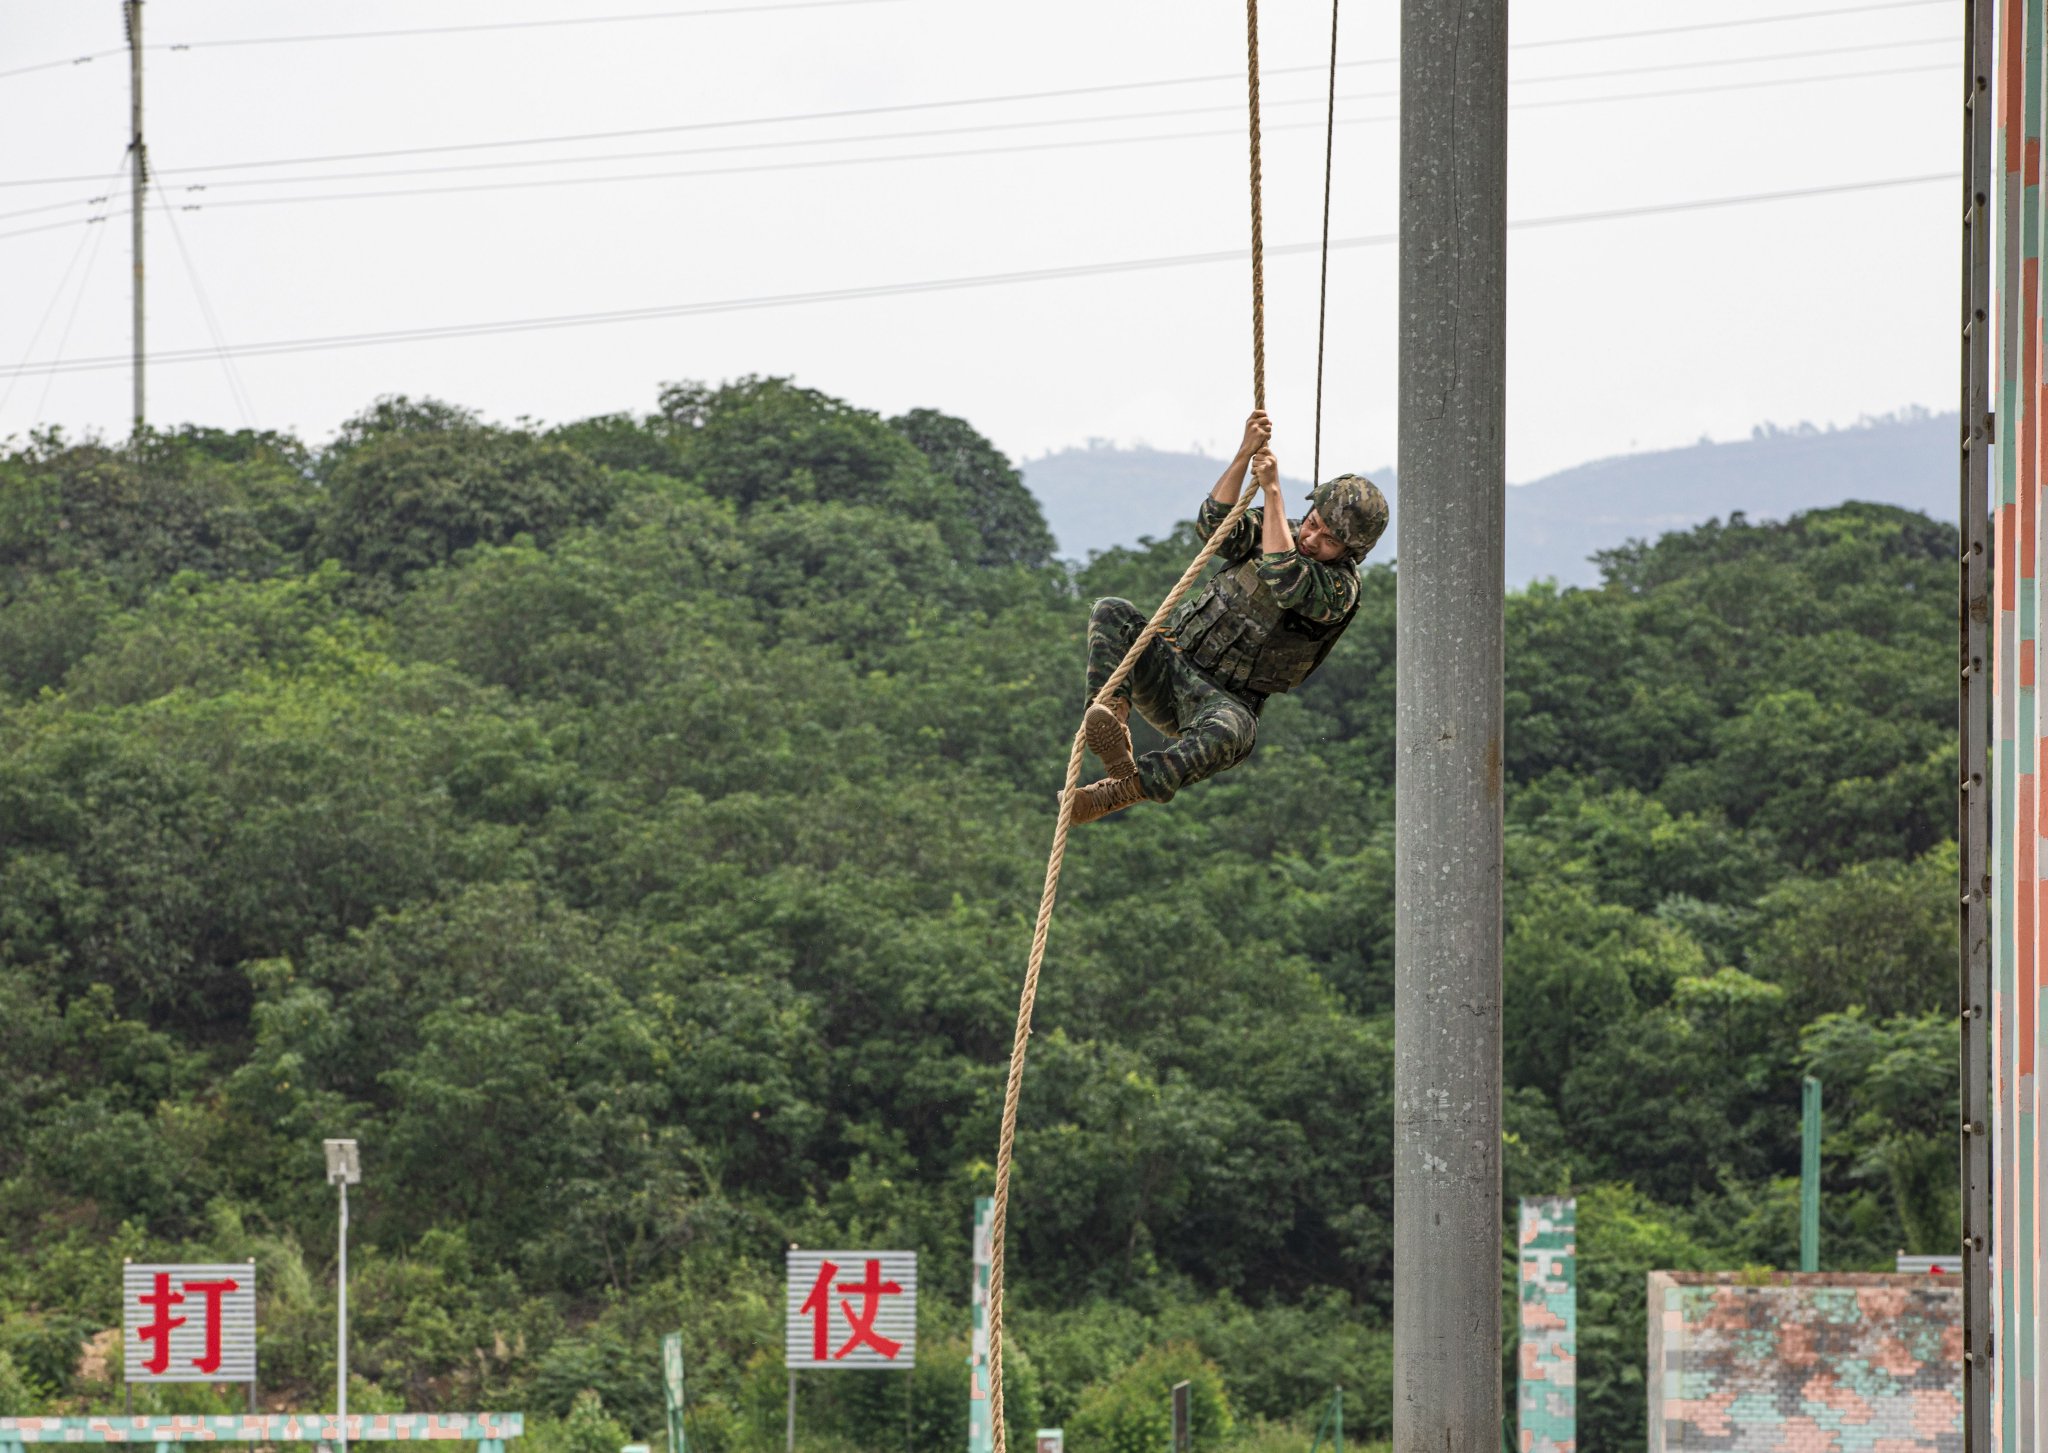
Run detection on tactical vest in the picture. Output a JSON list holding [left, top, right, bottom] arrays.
[[1172, 556, 1356, 696]]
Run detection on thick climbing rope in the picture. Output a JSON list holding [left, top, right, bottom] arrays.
[[983, 3, 1278, 1445]]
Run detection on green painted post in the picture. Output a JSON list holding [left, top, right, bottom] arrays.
[[663, 1333, 685, 1453], [1333, 1386, 1341, 1453], [1800, 1076, 1822, 1272]]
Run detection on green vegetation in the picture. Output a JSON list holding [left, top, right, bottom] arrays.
[[0, 379, 1957, 1453]]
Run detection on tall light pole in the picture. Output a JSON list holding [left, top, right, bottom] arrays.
[[1393, 0, 1508, 1448], [325, 1140, 361, 1452]]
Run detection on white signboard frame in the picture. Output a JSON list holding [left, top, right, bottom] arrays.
[[784, 1250, 917, 1370], [123, 1262, 257, 1384]]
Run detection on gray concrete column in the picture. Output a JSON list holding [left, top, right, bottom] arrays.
[[1392, 0, 1507, 1449]]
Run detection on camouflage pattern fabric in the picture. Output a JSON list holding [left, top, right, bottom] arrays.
[[1086, 597, 1258, 802], [1191, 498, 1361, 623]]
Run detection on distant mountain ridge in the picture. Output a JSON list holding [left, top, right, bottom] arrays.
[[1022, 409, 1953, 587]]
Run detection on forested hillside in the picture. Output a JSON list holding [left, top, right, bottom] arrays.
[[0, 381, 1958, 1453]]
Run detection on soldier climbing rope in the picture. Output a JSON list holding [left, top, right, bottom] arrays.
[[982, 1, 1353, 1444]]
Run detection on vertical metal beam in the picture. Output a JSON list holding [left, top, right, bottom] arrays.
[[1800, 1077, 1822, 1273], [125, 0, 145, 434], [1961, 0, 1995, 1443], [1393, 1, 1507, 1449]]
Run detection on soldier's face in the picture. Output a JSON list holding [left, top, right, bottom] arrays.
[[1297, 510, 1348, 563]]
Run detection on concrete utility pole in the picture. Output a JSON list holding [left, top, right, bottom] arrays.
[[124, 0, 146, 434], [1392, 0, 1507, 1449]]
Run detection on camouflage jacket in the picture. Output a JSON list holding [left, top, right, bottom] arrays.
[[1166, 497, 1363, 697], [1192, 497, 1361, 624]]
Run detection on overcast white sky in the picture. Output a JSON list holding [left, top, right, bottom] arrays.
[[0, 0, 1958, 483]]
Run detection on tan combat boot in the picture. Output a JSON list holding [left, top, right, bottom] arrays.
[[1083, 697, 1137, 781], [1064, 774, 1145, 825]]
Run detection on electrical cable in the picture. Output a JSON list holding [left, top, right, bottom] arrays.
[[0, 154, 126, 422], [28, 204, 115, 426], [1515, 0, 1943, 49], [0, 50, 123, 85], [0, 171, 1953, 382], [0, 215, 113, 244], [109, 34, 1946, 199], [0, 190, 117, 225], [124, 61, 1952, 221], [0, 3, 1955, 187], [155, 0, 906, 50], [150, 177, 256, 426], [0, 0, 902, 83], [0, 207, 102, 420], [0, 56, 1952, 246]]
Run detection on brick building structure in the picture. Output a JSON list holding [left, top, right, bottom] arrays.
[[1647, 1272, 1961, 1452]]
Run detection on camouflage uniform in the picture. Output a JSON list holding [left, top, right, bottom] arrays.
[[1086, 497, 1363, 802]]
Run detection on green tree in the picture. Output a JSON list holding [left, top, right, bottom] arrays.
[[315, 397, 615, 585], [889, 408, 1056, 568], [1068, 1344, 1233, 1453], [1801, 1010, 1958, 1255]]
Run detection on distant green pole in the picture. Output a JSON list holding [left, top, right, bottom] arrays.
[[1800, 1076, 1822, 1272], [662, 1332, 686, 1453], [1308, 1387, 1342, 1453]]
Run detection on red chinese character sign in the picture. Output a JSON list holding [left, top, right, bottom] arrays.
[[783, 1251, 916, 1369], [123, 1263, 256, 1383]]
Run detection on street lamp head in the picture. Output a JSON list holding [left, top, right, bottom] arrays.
[[324, 1139, 361, 1186]]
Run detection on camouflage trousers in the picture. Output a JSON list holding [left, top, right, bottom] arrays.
[[1085, 597, 1260, 802]]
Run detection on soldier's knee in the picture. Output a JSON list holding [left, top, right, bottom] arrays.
[[1220, 704, 1258, 764]]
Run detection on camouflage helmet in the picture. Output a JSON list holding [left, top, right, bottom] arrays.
[[1306, 473, 1389, 560]]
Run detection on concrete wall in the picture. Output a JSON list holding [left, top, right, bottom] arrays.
[[1648, 1272, 1961, 1453]]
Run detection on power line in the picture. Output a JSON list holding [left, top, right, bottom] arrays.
[[0, 154, 129, 421], [0, 207, 102, 419], [0, 215, 112, 245], [138, 62, 1955, 220], [0, 172, 1953, 382], [0, 50, 124, 86], [150, 178, 255, 426], [2, 57, 1949, 241], [27, 205, 116, 425], [108, 34, 1950, 198], [0, 1, 1952, 188], [1515, 0, 1943, 48], [157, 0, 905, 50], [0, 0, 903, 84], [0, 190, 116, 225]]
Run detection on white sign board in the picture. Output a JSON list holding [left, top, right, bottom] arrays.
[[123, 1263, 256, 1383], [784, 1250, 916, 1369]]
